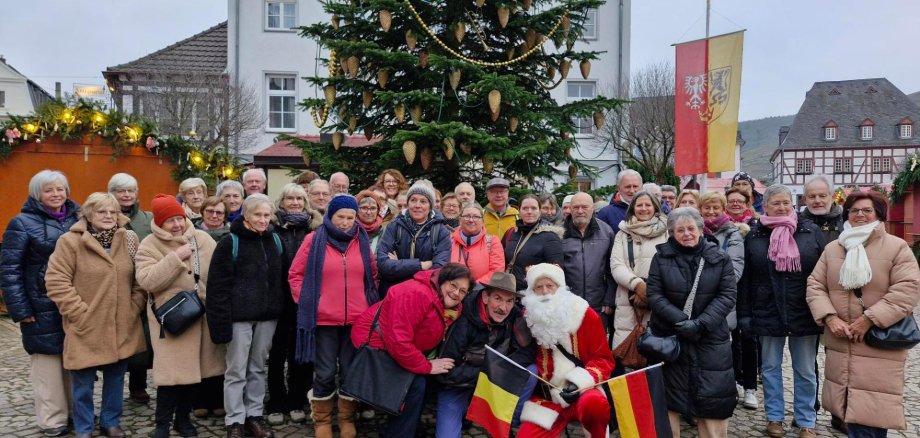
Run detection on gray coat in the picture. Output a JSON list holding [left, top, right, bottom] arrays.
[[561, 217, 616, 312], [709, 222, 744, 329]]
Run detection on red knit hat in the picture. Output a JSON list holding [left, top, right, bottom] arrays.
[[151, 194, 186, 227]]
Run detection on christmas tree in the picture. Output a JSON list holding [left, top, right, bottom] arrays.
[[290, 0, 624, 191]]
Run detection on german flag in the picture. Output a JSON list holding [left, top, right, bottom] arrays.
[[465, 347, 531, 438], [609, 363, 672, 438]]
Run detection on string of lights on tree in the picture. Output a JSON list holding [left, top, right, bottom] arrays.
[[0, 100, 244, 186]]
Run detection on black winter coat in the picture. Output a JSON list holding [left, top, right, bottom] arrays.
[[375, 213, 450, 297], [0, 197, 79, 354], [561, 217, 616, 311], [738, 220, 826, 337], [799, 204, 843, 246], [274, 212, 313, 330], [502, 220, 564, 291], [647, 238, 737, 419], [437, 289, 535, 389], [206, 218, 286, 344]]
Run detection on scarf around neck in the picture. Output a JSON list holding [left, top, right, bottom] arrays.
[[358, 215, 384, 235], [837, 221, 879, 290], [44, 204, 67, 223], [620, 214, 668, 239], [704, 213, 732, 235], [758, 212, 801, 272], [295, 216, 378, 363], [89, 225, 117, 249], [183, 202, 202, 220], [728, 209, 755, 224], [278, 210, 313, 229]]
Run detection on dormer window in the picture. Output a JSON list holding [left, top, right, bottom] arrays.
[[899, 118, 913, 139], [823, 120, 838, 141], [859, 119, 875, 140]]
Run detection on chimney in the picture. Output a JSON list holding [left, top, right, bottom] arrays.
[[779, 126, 790, 146], [0, 55, 5, 63], [55, 82, 62, 100]]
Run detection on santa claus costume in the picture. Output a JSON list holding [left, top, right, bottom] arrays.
[[518, 264, 616, 438]]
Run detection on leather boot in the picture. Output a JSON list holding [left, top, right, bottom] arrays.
[[337, 395, 359, 438], [244, 416, 274, 438], [153, 386, 176, 438], [308, 389, 335, 438]]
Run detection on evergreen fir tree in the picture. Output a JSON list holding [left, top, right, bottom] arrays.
[[290, 0, 624, 191]]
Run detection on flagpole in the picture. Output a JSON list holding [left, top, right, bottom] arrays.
[[699, 0, 711, 194], [485, 345, 560, 389], [572, 362, 667, 394]]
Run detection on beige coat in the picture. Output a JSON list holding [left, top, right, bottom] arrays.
[[609, 227, 668, 348], [806, 223, 920, 430], [45, 217, 147, 370], [135, 219, 225, 386]]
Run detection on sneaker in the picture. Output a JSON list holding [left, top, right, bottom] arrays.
[[266, 412, 285, 426], [360, 409, 375, 420], [766, 421, 784, 438], [799, 428, 817, 438], [736, 383, 744, 398], [42, 426, 70, 437], [742, 389, 758, 409], [289, 410, 307, 423]]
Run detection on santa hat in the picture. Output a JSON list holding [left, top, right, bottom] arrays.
[[525, 263, 567, 293], [151, 194, 186, 227]]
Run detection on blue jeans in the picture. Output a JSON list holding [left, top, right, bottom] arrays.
[[848, 423, 888, 437], [70, 360, 128, 434], [761, 335, 818, 428], [384, 374, 427, 438], [435, 364, 538, 437]]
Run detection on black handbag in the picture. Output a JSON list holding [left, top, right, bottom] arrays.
[[151, 236, 205, 339], [637, 258, 705, 363], [854, 288, 920, 350], [340, 305, 415, 416]]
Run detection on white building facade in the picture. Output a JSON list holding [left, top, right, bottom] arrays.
[[0, 56, 54, 121]]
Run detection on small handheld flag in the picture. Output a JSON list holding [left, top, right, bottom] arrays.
[[465, 346, 532, 438], [608, 363, 672, 438]]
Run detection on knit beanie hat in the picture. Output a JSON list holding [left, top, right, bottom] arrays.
[[326, 194, 359, 218], [151, 194, 186, 227], [355, 190, 379, 207], [562, 194, 575, 206], [525, 263, 567, 292], [406, 180, 436, 207]]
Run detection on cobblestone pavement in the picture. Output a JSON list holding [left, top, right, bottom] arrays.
[[2, 313, 919, 437]]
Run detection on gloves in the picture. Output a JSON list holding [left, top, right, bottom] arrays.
[[631, 281, 648, 308], [559, 382, 581, 405], [675, 319, 704, 341]]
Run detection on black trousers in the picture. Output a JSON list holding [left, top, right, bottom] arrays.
[[155, 384, 193, 425], [266, 305, 313, 412], [732, 328, 759, 390], [313, 326, 355, 399], [191, 376, 224, 411]]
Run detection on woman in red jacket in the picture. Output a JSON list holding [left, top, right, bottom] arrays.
[[288, 195, 378, 438], [449, 203, 505, 282], [350, 263, 473, 438]]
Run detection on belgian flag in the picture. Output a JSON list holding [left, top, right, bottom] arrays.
[[465, 347, 531, 438], [609, 363, 672, 438]]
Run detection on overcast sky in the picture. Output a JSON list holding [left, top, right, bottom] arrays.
[[4, 0, 920, 121]]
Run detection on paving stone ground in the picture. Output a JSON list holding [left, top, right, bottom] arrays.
[[2, 313, 919, 437]]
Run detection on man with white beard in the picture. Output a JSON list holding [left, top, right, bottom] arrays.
[[518, 264, 616, 438]]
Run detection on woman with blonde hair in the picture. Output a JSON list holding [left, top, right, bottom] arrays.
[[676, 189, 701, 209], [45, 192, 147, 438]]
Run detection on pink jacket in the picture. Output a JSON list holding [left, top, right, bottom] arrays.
[[350, 269, 458, 374], [289, 232, 377, 326], [449, 229, 505, 283]]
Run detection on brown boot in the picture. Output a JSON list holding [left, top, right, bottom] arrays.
[[309, 389, 335, 438], [337, 395, 359, 438], [244, 416, 274, 438]]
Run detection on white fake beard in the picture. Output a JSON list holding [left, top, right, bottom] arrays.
[[523, 288, 575, 348]]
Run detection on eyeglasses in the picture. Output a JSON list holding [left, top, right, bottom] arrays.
[[460, 214, 483, 221], [359, 206, 378, 212], [384, 179, 398, 185], [727, 199, 746, 205], [113, 189, 136, 195], [848, 207, 875, 216], [445, 281, 469, 296], [204, 208, 225, 216]]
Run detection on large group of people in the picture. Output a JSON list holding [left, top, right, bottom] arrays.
[[1, 166, 918, 438]]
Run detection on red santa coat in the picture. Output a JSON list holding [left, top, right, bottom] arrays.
[[520, 296, 616, 431]]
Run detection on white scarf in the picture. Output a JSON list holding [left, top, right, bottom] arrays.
[[837, 221, 879, 290]]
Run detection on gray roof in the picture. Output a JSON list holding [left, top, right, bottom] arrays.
[[105, 22, 227, 74], [779, 78, 920, 150], [0, 57, 55, 106]]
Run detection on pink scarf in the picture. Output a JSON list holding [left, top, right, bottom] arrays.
[[704, 213, 731, 235], [728, 209, 755, 224], [758, 212, 801, 272]]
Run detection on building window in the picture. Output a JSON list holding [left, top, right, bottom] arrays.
[[266, 1, 296, 30], [824, 127, 836, 141], [900, 123, 912, 139], [267, 75, 296, 131], [872, 157, 881, 173], [883, 157, 892, 173], [581, 9, 598, 40], [860, 125, 873, 140], [795, 159, 813, 175], [0, 90, 5, 108], [567, 81, 596, 136], [834, 158, 852, 174], [575, 176, 593, 192]]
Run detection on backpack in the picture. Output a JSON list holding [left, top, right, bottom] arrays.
[[230, 232, 283, 263]]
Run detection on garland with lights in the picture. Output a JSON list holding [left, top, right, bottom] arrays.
[[0, 100, 244, 186], [891, 151, 920, 202]]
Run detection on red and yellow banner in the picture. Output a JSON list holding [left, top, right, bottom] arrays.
[[674, 31, 744, 176]]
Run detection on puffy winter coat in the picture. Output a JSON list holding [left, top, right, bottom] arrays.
[[609, 224, 668, 349], [646, 238, 737, 419], [738, 219, 826, 337], [483, 204, 519, 240], [799, 204, 843, 246], [561, 217, 616, 311], [45, 217, 147, 370], [709, 221, 744, 330], [597, 196, 628, 233], [350, 269, 458, 375], [288, 230, 378, 326], [0, 197, 79, 354], [449, 229, 504, 282], [437, 289, 535, 388], [135, 219, 225, 386], [375, 213, 451, 297], [206, 218, 286, 344], [503, 220, 564, 291], [806, 223, 920, 430]]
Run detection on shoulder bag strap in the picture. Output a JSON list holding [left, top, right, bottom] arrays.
[[363, 304, 385, 348], [682, 258, 706, 318], [555, 341, 585, 368], [189, 235, 201, 290], [627, 234, 635, 270], [506, 227, 537, 273]]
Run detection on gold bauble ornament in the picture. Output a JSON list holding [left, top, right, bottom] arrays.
[[348, 116, 357, 134], [580, 60, 591, 79], [379, 10, 392, 32], [323, 85, 336, 106], [405, 30, 417, 50], [560, 59, 571, 79], [377, 70, 389, 88], [394, 104, 406, 123], [454, 22, 466, 43], [487, 89, 502, 114], [362, 90, 373, 109], [497, 8, 510, 28], [593, 111, 606, 130], [443, 138, 456, 160], [420, 147, 433, 170], [403, 140, 417, 164], [449, 70, 462, 91], [332, 132, 345, 150], [568, 164, 578, 179], [482, 157, 494, 174], [410, 105, 422, 124], [509, 117, 519, 133]]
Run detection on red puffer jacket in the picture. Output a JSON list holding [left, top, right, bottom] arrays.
[[350, 269, 458, 374], [289, 232, 378, 326]]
